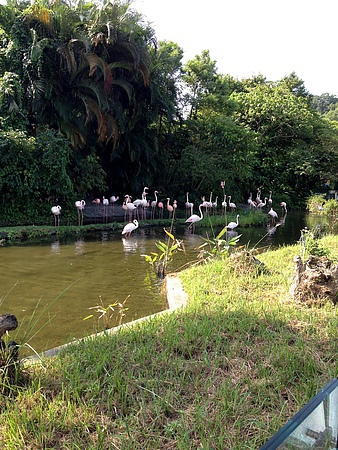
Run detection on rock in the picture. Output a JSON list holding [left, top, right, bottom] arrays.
[[290, 255, 338, 306], [0, 314, 18, 338]]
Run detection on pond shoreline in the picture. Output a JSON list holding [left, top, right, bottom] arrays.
[[23, 273, 188, 365]]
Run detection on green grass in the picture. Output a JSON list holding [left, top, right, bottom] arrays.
[[0, 235, 338, 449]]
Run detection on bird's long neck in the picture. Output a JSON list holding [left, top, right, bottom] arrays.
[[199, 204, 203, 219]]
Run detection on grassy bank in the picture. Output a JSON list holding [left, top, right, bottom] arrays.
[[1, 235, 337, 449]]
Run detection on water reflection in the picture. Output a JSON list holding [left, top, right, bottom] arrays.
[[122, 237, 139, 253], [51, 240, 61, 254], [74, 238, 85, 255]]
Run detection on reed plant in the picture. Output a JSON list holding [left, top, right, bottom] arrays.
[[0, 236, 338, 448]]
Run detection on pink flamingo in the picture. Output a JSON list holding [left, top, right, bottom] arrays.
[[166, 198, 174, 218], [158, 201, 164, 219]]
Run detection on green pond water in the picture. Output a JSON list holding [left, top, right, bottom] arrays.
[[0, 211, 327, 355]]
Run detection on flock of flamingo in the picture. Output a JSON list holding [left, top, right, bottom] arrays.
[[50, 186, 288, 238]]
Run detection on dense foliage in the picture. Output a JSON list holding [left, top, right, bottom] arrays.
[[0, 0, 337, 225]]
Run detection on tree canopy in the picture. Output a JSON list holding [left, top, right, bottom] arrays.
[[0, 0, 337, 225]]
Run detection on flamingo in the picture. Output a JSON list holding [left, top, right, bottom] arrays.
[[75, 200, 85, 226], [133, 187, 148, 219], [268, 207, 278, 224], [212, 196, 218, 215], [167, 198, 174, 218], [222, 193, 227, 214], [228, 196, 236, 213], [256, 188, 261, 205], [151, 191, 158, 219], [110, 195, 119, 204], [257, 197, 267, 210], [102, 196, 109, 223], [186, 203, 204, 231], [226, 214, 239, 230], [51, 205, 62, 226], [122, 220, 139, 238], [201, 196, 212, 214], [140, 188, 149, 220], [280, 201, 287, 214], [247, 193, 256, 209], [268, 191, 273, 205], [185, 192, 194, 218], [92, 198, 100, 223], [110, 195, 119, 220], [158, 201, 164, 219], [125, 195, 137, 220]]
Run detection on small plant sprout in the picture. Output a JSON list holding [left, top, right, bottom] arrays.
[[84, 295, 129, 329], [197, 226, 241, 262], [142, 228, 185, 279]]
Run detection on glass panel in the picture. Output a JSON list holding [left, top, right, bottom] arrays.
[[260, 379, 338, 449]]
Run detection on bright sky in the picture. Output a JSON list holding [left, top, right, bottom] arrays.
[[132, 0, 338, 96]]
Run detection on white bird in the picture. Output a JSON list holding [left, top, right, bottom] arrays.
[[256, 188, 261, 204], [257, 197, 267, 209], [212, 196, 218, 214], [75, 200, 85, 226], [222, 193, 227, 214], [201, 196, 212, 212], [151, 190, 158, 219], [51, 205, 62, 226], [109, 195, 119, 220], [280, 201, 287, 214], [185, 192, 194, 218], [102, 196, 109, 223], [226, 214, 239, 230], [228, 196, 236, 213], [186, 203, 204, 231], [110, 195, 119, 204], [268, 207, 278, 223], [167, 198, 174, 218], [122, 220, 139, 237], [268, 191, 273, 205]]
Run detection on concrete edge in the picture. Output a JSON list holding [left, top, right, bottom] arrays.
[[22, 273, 188, 365]]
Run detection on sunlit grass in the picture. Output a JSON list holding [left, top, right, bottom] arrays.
[[0, 235, 338, 449]]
